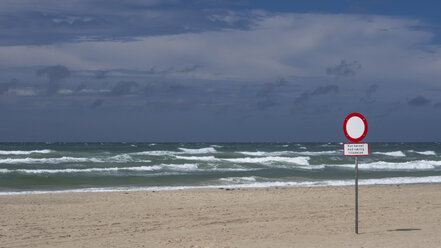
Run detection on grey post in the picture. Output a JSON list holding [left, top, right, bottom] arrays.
[[355, 156, 359, 234]]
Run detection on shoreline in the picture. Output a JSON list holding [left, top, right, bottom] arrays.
[[1, 184, 441, 247], [1, 176, 441, 195]]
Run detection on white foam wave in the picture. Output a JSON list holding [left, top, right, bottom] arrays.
[[414, 151, 437, 156], [0, 156, 150, 164], [161, 163, 199, 171], [131, 150, 178, 156], [3, 176, 441, 195], [295, 150, 341, 156], [239, 150, 338, 156], [224, 156, 310, 165], [373, 151, 406, 157], [175, 155, 221, 162], [219, 177, 257, 183], [0, 163, 199, 174], [239, 151, 266, 156], [0, 163, 257, 174], [0, 149, 53, 155], [178, 147, 217, 154], [327, 160, 441, 170]]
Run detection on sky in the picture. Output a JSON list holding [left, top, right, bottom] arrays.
[[1, 0, 441, 142]]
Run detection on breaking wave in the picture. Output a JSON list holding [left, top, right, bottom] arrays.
[[373, 151, 406, 157], [223, 156, 310, 165], [0, 156, 150, 164], [0, 149, 53, 155], [178, 147, 217, 154]]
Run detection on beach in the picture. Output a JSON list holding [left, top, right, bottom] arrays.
[[1, 184, 441, 247]]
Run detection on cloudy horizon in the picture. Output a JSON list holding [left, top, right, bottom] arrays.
[[1, 0, 441, 142]]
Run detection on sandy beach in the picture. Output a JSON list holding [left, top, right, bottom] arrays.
[[1, 184, 441, 248]]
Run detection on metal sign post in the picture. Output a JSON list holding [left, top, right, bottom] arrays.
[[355, 156, 358, 234], [343, 113, 368, 235]]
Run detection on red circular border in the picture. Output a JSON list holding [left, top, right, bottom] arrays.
[[343, 113, 368, 143]]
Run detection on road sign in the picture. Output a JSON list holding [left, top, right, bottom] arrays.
[[344, 143, 369, 156], [343, 113, 368, 143], [342, 113, 369, 235]]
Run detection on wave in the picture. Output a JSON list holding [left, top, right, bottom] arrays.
[[175, 156, 221, 162], [178, 147, 217, 154], [0, 163, 199, 174], [0, 163, 256, 174], [219, 176, 257, 183], [238, 151, 270, 156], [239, 150, 339, 156], [326, 160, 441, 171], [131, 150, 178, 156], [3, 175, 441, 195], [223, 156, 310, 165], [295, 150, 341, 156], [408, 150, 437, 156], [0, 149, 53, 155], [373, 151, 406, 157], [131, 147, 217, 156], [0, 156, 150, 164]]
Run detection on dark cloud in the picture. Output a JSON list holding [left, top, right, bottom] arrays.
[[256, 78, 288, 97], [326, 60, 361, 78], [36, 65, 71, 95], [310, 84, 338, 96], [294, 91, 310, 105], [256, 98, 277, 110], [433, 102, 441, 108], [408, 96, 430, 106], [141, 81, 190, 97], [164, 83, 190, 94], [179, 64, 201, 73], [75, 83, 86, 93], [108, 81, 138, 96], [366, 84, 378, 97], [90, 99, 104, 109], [0, 78, 18, 95], [143, 67, 174, 76], [0, 1, 257, 45], [93, 71, 108, 80]]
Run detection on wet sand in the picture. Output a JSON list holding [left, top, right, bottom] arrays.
[[1, 184, 441, 247]]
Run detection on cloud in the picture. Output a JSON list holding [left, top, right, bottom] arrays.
[[408, 96, 430, 106], [0, 1, 256, 46], [3, 13, 438, 84], [434, 102, 441, 108], [256, 78, 287, 97], [256, 98, 277, 110], [366, 84, 378, 97], [179, 64, 202, 73], [0, 78, 18, 95], [36, 65, 71, 95], [108, 81, 138, 96], [294, 91, 310, 105], [93, 70, 108, 80], [326, 60, 361, 78], [74, 83, 86, 93], [90, 99, 104, 108], [310, 84, 338, 96]]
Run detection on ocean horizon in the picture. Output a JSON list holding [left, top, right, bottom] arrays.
[[1, 142, 441, 195]]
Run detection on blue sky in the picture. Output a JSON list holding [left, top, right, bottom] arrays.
[[1, 0, 441, 142]]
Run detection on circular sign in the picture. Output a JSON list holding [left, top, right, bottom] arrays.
[[343, 113, 368, 143]]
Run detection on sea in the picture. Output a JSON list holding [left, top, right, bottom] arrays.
[[1, 142, 441, 195]]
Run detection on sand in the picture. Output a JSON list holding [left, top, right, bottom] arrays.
[[1, 184, 441, 248]]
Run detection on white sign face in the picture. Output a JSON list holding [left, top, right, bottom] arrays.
[[344, 143, 369, 156], [346, 116, 365, 139]]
